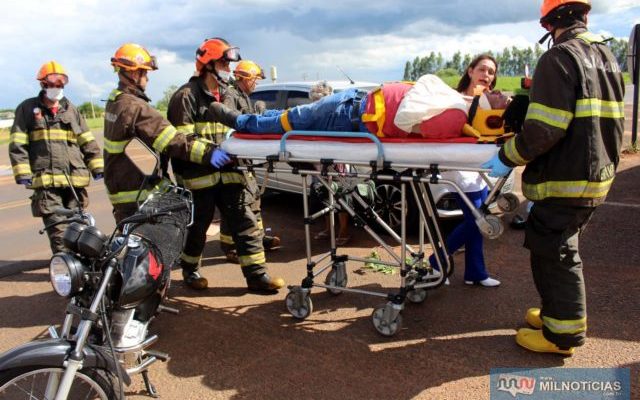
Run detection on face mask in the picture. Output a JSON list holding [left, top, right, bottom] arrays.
[[45, 88, 64, 101], [217, 70, 231, 83]]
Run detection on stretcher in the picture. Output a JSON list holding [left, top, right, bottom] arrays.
[[222, 130, 519, 336]]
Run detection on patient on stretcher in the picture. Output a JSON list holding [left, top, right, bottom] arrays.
[[220, 73, 520, 142]]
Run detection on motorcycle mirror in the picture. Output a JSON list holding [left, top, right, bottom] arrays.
[[123, 138, 161, 178]]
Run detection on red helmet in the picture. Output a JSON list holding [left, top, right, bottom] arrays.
[[195, 38, 241, 71], [540, 0, 591, 25]]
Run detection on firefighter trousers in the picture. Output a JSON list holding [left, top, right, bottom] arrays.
[[30, 187, 89, 254], [219, 194, 277, 253], [524, 202, 595, 348], [180, 183, 266, 278]]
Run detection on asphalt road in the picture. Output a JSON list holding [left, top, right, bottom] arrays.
[[0, 103, 638, 398]]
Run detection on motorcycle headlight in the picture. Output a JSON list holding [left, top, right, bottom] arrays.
[[49, 253, 86, 297]]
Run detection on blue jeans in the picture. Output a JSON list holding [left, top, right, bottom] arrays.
[[235, 88, 364, 133], [429, 187, 489, 282]]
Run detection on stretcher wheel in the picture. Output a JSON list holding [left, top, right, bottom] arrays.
[[285, 290, 313, 320], [497, 193, 520, 213], [324, 264, 348, 295], [480, 215, 504, 239], [371, 305, 403, 337], [406, 288, 427, 304]]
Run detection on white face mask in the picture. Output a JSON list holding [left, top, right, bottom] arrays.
[[217, 70, 231, 83], [45, 88, 64, 101]]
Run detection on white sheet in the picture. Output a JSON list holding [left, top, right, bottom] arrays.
[[222, 136, 499, 168]]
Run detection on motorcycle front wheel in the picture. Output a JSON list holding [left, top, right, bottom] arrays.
[[0, 366, 119, 400]]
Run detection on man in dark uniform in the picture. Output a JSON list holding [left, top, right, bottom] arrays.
[[482, 0, 625, 355]]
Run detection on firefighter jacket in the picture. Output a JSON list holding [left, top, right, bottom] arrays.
[[223, 83, 255, 114], [498, 23, 625, 206], [9, 93, 103, 188], [168, 77, 241, 190], [103, 82, 215, 207]]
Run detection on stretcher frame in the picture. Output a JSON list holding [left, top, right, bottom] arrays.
[[224, 130, 518, 336]]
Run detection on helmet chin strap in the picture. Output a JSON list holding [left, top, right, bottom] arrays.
[[121, 70, 146, 93]]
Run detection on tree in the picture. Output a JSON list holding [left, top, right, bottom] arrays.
[[156, 85, 178, 111], [403, 61, 413, 81], [77, 102, 104, 119]]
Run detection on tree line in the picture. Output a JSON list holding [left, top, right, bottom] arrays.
[[402, 38, 630, 81]]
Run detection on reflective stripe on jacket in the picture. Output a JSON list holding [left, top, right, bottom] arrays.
[[9, 93, 103, 189], [168, 77, 239, 190], [499, 24, 625, 206], [103, 83, 214, 207]]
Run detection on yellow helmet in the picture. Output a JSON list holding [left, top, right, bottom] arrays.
[[111, 43, 158, 72], [36, 61, 69, 85], [233, 60, 265, 80]]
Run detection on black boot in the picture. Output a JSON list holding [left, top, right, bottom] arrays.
[[182, 270, 208, 290], [246, 273, 285, 293], [510, 214, 527, 230]]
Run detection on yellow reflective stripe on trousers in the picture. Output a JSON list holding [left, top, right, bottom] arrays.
[[280, 111, 293, 132], [525, 102, 573, 130], [238, 252, 266, 267], [152, 125, 177, 153], [10, 132, 29, 145], [220, 233, 234, 245], [12, 163, 32, 176], [360, 89, 386, 137], [503, 138, 528, 166], [108, 189, 149, 205], [32, 174, 90, 188], [104, 138, 130, 154], [77, 131, 96, 146], [221, 172, 245, 184], [575, 99, 625, 119], [30, 129, 77, 142], [189, 140, 207, 163], [523, 178, 614, 200], [176, 124, 195, 135], [88, 158, 104, 171], [180, 253, 201, 265], [543, 316, 587, 335], [182, 173, 221, 190], [256, 219, 264, 230]]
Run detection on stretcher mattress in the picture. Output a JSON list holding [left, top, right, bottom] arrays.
[[222, 133, 500, 168]]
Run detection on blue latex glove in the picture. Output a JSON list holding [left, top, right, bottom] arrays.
[[17, 178, 32, 187], [481, 153, 512, 177], [210, 148, 231, 168], [93, 173, 103, 180]]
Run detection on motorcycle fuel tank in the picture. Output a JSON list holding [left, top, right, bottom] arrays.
[[118, 235, 164, 309]]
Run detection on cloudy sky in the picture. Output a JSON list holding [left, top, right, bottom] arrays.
[[1, 0, 638, 109]]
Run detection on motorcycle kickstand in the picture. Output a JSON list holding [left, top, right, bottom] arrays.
[[141, 370, 159, 398]]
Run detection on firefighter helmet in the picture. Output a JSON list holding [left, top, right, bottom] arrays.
[[36, 61, 69, 85], [111, 43, 158, 71], [540, 0, 591, 23], [233, 60, 265, 80], [195, 38, 241, 71]]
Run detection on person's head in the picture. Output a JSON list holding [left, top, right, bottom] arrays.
[[456, 54, 498, 95], [110, 43, 158, 91], [37, 61, 69, 104], [309, 81, 333, 102], [233, 60, 265, 95], [540, 0, 590, 37], [195, 38, 241, 86]]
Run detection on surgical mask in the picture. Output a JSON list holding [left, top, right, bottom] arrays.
[[45, 88, 64, 101], [217, 70, 231, 83]]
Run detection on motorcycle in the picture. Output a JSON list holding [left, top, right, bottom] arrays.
[[0, 139, 193, 399]]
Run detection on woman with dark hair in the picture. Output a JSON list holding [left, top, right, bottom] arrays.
[[428, 54, 504, 287]]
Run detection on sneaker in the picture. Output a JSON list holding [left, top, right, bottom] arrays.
[[526, 307, 543, 329], [464, 277, 501, 287], [246, 273, 285, 293], [515, 328, 574, 356], [182, 271, 208, 290]]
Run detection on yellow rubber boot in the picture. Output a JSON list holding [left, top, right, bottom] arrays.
[[526, 307, 543, 329], [515, 328, 574, 356]]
